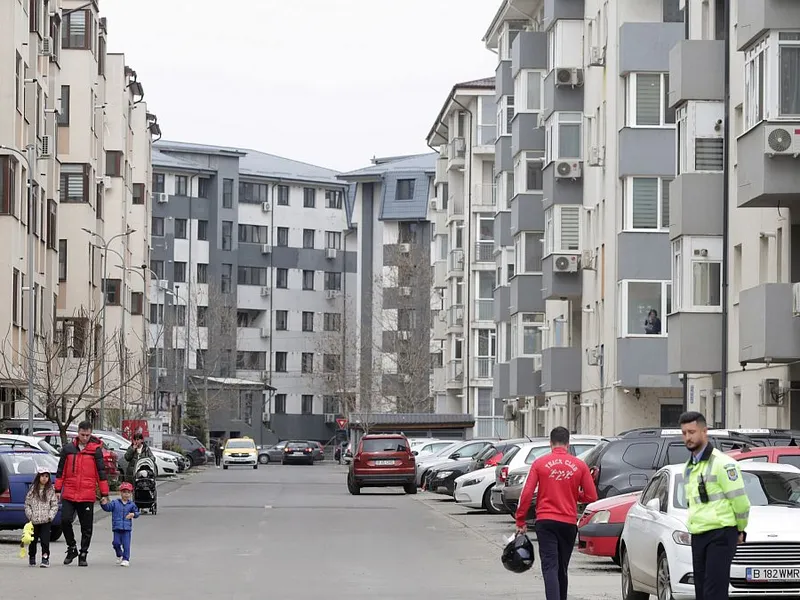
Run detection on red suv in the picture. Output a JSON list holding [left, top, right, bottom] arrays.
[[347, 434, 416, 495]]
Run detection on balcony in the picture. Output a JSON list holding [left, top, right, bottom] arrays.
[[619, 22, 685, 76], [737, 0, 800, 51], [493, 362, 510, 400], [540, 347, 581, 392], [542, 255, 581, 300], [448, 249, 465, 275], [447, 359, 464, 385], [474, 358, 495, 380], [447, 304, 464, 331], [737, 122, 800, 209], [668, 312, 722, 374], [448, 137, 466, 171], [477, 125, 497, 149], [494, 285, 511, 323], [474, 299, 494, 322], [473, 184, 496, 209], [509, 356, 542, 397], [433, 260, 448, 288], [510, 274, 546, 315], [543, 0, 585, 30], [617, 337, 678, 388], [435, 150, 448, 185], [474, 241, 494, 263], [739, 283, 800, 364], [669, 174, 724, 240], [668, 41, 724, 107], [447, 194, 465, 222]]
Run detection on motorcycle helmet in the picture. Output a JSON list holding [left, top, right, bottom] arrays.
[[501, 533, 535, 573]]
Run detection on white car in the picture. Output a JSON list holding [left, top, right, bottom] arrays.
[[0, 434, 60, 456], [93, 431, 179, 476], [454, 465, 505, 513], [415, 440, 495, 487], [620, 461, 800, 600], [412, 439, 454, 458]]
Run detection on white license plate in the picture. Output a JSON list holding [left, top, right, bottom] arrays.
[[375, 460, 395, 466], [746, 567, 800, 582], [292, 452, 304, 455]]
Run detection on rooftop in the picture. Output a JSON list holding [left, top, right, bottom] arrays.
[[426, 76, 496, 145], [338, 152, 437, 180]]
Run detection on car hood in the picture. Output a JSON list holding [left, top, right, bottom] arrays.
[[432, 458, 472, 472], [744, 505, 800, 541], [455, 466, 495, 484], [585, 491, 641, 512]]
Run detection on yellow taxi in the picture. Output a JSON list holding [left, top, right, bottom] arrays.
[[222, 437, 258, 470]]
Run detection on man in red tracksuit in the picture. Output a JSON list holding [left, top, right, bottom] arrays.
[[55, 420, 110, 567], [516, 427, 598, 600]]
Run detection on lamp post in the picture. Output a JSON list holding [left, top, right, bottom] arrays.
[[81, 227, 136, 429]]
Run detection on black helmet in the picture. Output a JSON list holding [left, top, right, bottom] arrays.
[[501, 533, 535, 573]]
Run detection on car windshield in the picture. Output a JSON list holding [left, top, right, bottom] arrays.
[[499, 446, 521, 465], [287, 442, 309, 449], [581, 440, 609, 467], [227, 440, 255, 449], [475, 445, 497, 461], [674, 470, 800, 509], [525, 446, 551, 464], [361, 439, 408, 453], [0, 452, 59, 474]]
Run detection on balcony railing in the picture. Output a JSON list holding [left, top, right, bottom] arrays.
[[450, 137, 466, 159], [448, 194, 464, 217], [448, 359, 463, 382], [473, 184, 497, 207], [475, 299, 494, 321], [478, 125, 497, 146], [475, 241, 494, 262], [448, 304, 464, 328], [449, 249, 465, 272], [476, 417, 508, 438], [474, 357, 495, 379]]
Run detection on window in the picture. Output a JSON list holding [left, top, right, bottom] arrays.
[[478, 95, 497, 145], [623, 177, 672, 230], [238, 181, 268, 204], [276, 268, 288, 289], [174, 262, 187, 283], [103, 279, 121, 306], [514, 151, 544, 195], [324, 354, 341, 373], [149, 303, 164, 325], [237, 267, 268, 286], [276, 227, 289, 247], [131, 292, 143, 316], [152, 173, 165, 194], [196, 306, 207, 327], [744, 39, 767, 130], [324, 313, 341, 332], [303, 229, 315, 249], [175, 218, 188, 239], [57, 86, 70, 126], [325, 190, 342, 209], [175, 175, 188, 197], [303, 187, 316, 208], [277, 185, 289, 206], [325, 231, 342, 249], [514, 70, 544, 113], [236, 351, 266, 370], [275, 310, 288, 330], [60, 164, 89, 203], [672, 237, 722, 312], [151, 216, 164, 237], [62, 9, 91, 50], [46, 200, 57, 249], [546, 112, 583, 161], [105, 151, 122, 177], [618, 280, 671, 337], [324, 272, 341, 291], [398, 222, 418, 244], [302, 270, 315, 290], [497, 96, 515, 137], [273, 394, 286, 414], [222, 178, 233, 208], [198, 178, 209, 198], [622, 442, 659, 470], [221, 263, 232, 293], [302, 311, 314, 332], [514, 232, 544, 274], [221, 221, 232, 250], [510, 313, 545, 358], [175, 305, 186, 326], [301, 354, 314, 374], [150, 260, 165, 280], [301, 395, 313, 415], [132, 183, 144, 205], [275, 352, 287, 372], [238, 224, 268, 244], [544, 206, 581, 255], [197, 220, 208, 241], [499, 22, 522, 61], [58, 240, 67, 281], [627, 73, 675, 127], [396, 179, 415, 200], [0, 156, 17, 215]]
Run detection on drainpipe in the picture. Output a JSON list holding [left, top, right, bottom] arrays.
[[342, 226, 353, 420], [267, 181, 279, 417], [720, 0, 731, 426]]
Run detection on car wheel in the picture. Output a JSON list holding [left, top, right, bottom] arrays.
[[347, 473, 361, 495], [49, 526, 62, 542], [483, 484, 503, 514], [223, 465, 228, 470], [185, 455, 194, 468], [259, 454, 269, 464], [404, 483, 417, 495], [657, 550, 674, 600], [621, 546, 648, 600]]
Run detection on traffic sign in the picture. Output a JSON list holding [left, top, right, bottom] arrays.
[[336, 418, 348, 430]]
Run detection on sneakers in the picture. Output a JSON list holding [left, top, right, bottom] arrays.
[[78, 552, 88, 567], [120, 560, 130, 567], [64, 546, 78, 565], [40, 556, 49, 568], [28, 555, 36, 567], [116, 556, 123, 565]]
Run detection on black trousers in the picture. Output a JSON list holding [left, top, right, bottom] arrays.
[[61, 500, 94, 553], [691, 526, 738, 600], [535, 519, 578, 600], [215, 453, 222, 466], [30, 522, 51, 558]]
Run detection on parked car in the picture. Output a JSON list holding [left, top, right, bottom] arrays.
[[454, 465, 506, 514], [223, 437, 258, 469], [0, 448, 63, 541], [347, 434, 416, 495], [727, 445, 800, 467], [620, 461, 800, 600], [32, 430, 119, 479], [411, 439, 453, 458], [281, 441, 315, 465], [416, 439, 497, 488], [0, 434, 60, 457], [309, 441, 325, 461], [578, 491, 640, 565], [162, 434, 208, 467], [259, 441, 287, 464], [0, 418, 58, 436]]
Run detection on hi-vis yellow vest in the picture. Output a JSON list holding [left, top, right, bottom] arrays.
[[684, 447, 750, 535]]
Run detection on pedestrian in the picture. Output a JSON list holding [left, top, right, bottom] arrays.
[[100, 481, 140, 567], [55, 420, 110, 567], [214, 438, 224, 468], [680, 411, 750, 600], [515, 426, 598, 600], [124, 432, 154, 483], [24, 467, 59, 568]]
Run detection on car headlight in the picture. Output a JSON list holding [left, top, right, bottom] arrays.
[[463, 476, 484, 487], [589, 510, 611, 524], [672, 530, 692, 546], [436, 471, 452, 478], [507, 474, 527, 486]]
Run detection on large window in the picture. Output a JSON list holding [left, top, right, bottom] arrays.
[[544, 205, 581, 255], [478, 96, 497, 145], [627, 73, 675, 127], [514, 70, 544, 113], [0, 156, 17, 215], [514, 232, 544, 274], [514, 151, 544, 195], [745, 33, 800, 130], [671, 237, 722, 313], [618, 280, 671, 337], [60, 164, 89, 203], [546, 112, 583, 161], [238, 224, 268, 244], [622, 177, 672, 231], [497, 96, 515, 137], [237, 267, 268, 286], [510, 313, 545, 359], [62, 9, 91, 50], [238, 181, 268, 204]]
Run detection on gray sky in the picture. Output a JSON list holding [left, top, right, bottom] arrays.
[[102, 0, 500, 172]]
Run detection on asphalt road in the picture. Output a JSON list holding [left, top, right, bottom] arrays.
[[0, 463, 621, 600]]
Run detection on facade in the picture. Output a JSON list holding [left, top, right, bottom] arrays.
[[150, 141, 356, 443], [338, 154, 436, 421]]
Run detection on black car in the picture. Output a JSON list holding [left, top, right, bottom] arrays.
[[426, 458, 475, 495], [281, 441, 315, 465], [162, 434, 209, 467]]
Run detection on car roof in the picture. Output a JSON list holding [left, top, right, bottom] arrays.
[[362, 433, 406, 438], [729, 446, 800, 455], [0, 447, 47, 454], [660, 460, 800, 476], [227, 437, 255, 443], [0, 434, 44, 444]]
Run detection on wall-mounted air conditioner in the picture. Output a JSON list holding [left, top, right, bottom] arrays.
[[764, 124, 800, 157], [503, 402, 518, 421], [588, 46, 605, 67], [760, 378, 784, 406], [261, 201, 271, 212], [325, 248, 337, 259], [430, 199, 438, 211], [39, 37, 53, 56], [157, 279, 169, 290], [40, 136, 53, 159], [261, 244, 272, 254], [260, 287, 270, 297], [580, 249, 594, 270], [156, 193, 168, 204], [555, 68, 584, 87], [260, 327, 270, 338], [587, 146, 603, 167], [555, 160, 583, 180], [553, 254, 579, 273]]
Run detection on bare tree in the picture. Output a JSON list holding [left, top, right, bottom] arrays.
[[0, 308, 146, 444]]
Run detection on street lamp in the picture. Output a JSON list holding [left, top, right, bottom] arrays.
[[81, 227, 136, 429]]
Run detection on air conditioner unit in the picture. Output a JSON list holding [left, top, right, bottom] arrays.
[[325, 248, 337, 259], [40, 135, 53, 158], [398, 331, 410, 341], [398, 243, 411, 254], [764, 124, 800, 156], [430, 199, 438, 211], [555, 68, 584, 87], [586, 347, 599, 366], [533, 354, 542, 372], [454, 137, 467, 153], [503, 402, 517, 421], [261, 201, 271, 212], [156, 193, 168, 204], [39, 37, 53, 56], [324, 413, 335, 424], [455, 308, 464, 325], [793, 282, 800, 316], [553, 254, 579, 273], [157, 279, 169, 290], [260, 327, 270, 338], [103, 176, 112, 188], [587, 145, 603, 167], [325, 290, 339, 300], [399, 287, 411, 297], [588, 46, 605, 67], [260, 286, 270, 297], [261, 244, 272, 254], [760, 378, 783, 406], [554, 160, 583, 180], [580, 249, 595, 270]]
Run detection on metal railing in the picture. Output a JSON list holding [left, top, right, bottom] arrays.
[[449, 249, 465, 272], [447, 304, 464, 328], [474, 299, 494, 321], [475, 241, 494, 262], [474, 357, 495, 379]]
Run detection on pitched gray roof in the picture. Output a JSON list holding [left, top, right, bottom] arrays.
[[152, 148, 214, 172], [349, 413, 476, 427], [455, 76, 496, 89], [338, 153, 437, 179]]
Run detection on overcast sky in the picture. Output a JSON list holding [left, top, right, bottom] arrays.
[[101, 0, 500, 172]]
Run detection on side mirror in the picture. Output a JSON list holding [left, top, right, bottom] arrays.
[[450, 453, 460, 460], [412, 450, 418, 456], [645, 497, 661, 511]]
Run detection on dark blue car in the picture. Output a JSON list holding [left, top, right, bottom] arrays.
[[0, 448, 63, 541]]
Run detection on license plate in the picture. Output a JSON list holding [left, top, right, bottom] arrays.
[[746, 567, 800, 582], [375, 460, 395, 466]]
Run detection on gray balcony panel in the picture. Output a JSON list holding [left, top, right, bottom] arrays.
[[667, 312, 722, 374], [494, 362, 510, 400], [510, 357, 542, 397], [737, 122, 800, 208], [495, 136, 513, 173], [669, 174, 724, 240], [543, 0, 585, 31], [542, 165, 583, 210], [541, 347, 581, 392], [543, 71, 585, 120], [494, 210, 513, 248], [494, 285, 511, 323], [617, 337, 679, 388], [619, 22, 685, 75], [542, 255, 582, 300], [617, 232, 671, 281], [739, 283, 800, 364], [737, 0, 800, 51], [510, 193, 545, 235], [668, 41, 725, 107], [512, 31, 548, 77], [495, 61, 514, 99], [619, 128, 676, 178], [512, 114, 545, 157], [510, 274, 546, 315]]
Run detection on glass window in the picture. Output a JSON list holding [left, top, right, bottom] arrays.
[[778, 455, 800, 469], [361, 438, 409, 453], [514, 70, 544, 113], [622, 442, 658, 469], [628, 73, 675, 127], [620, 281, 670, 337], [624, 177, 672, 230]]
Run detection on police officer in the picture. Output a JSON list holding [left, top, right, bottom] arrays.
[[680, 411, 751, 600]]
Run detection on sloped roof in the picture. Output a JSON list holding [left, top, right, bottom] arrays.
[[455, 76, 496, 89], [338, 153, 437, 180], [426, 76, 496, 145], [348, 413, 476, 427], [152, 148, 212, 172]]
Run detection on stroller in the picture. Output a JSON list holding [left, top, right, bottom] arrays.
[[132, 456, 157, 515]]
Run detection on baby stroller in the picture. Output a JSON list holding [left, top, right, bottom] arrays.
[[133, 456, 157, 515]]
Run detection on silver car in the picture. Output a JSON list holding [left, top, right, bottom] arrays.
[[258, 441, 287, 464]]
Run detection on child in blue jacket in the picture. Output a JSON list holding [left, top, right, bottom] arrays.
[[101, 482, 140, 566]]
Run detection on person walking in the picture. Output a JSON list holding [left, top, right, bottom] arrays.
[[24, 467, 59, 568], [680, 411, 750, 600], [515, 427, 598, 600], [124, 432, 154, 483], [100, 481, 140, 567], [214, 438, 224, 468], [55, 420, 110, 567]]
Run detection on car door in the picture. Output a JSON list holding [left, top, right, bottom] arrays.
[[626, 472, 666, 584], [268, 441, 287, 461]]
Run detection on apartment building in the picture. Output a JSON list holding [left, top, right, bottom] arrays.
[[481, 0, 687, 436], [672, 0, 800, 429], [150, 141, 355, 443], [426, 78, 511, 438], [338, 154, 436, 421]]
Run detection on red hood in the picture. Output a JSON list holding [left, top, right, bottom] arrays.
[[71, 435, 104, 452], [585, 491, 640, 512]]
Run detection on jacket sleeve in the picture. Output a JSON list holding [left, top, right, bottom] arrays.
[[578, 463, 598, 504], [24, 492, 33, 521], [54, 447, 67, 493], [100, 500, 112, 513], [94, 446, 110, 497], [515, 462, 540, 528], [48, 489, 58, 521], [717, 459, 751, 532], [124, 447, 135, 463], [132, 503, 140, 518]]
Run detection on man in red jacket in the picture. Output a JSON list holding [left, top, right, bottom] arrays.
[[55, 420, 110, 567], [516, 427, 598, 600]]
